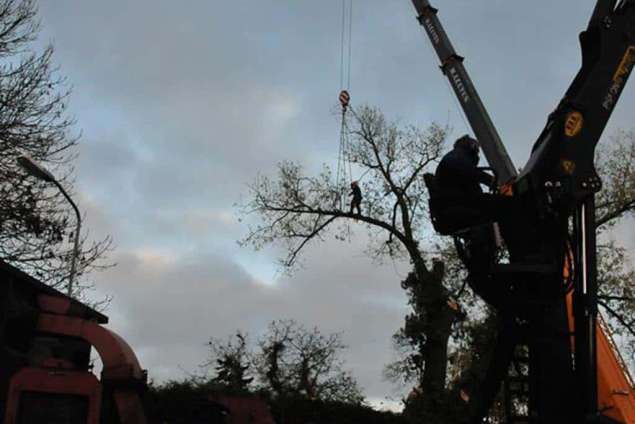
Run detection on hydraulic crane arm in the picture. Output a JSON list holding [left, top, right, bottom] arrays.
[[414, 0, 635, 422], [411, 0, 517, 184], [519, 4, 635, 415], [590, 0, 620, 28], [519, 0, 635, 197]]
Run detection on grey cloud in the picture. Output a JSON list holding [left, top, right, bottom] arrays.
[[90, 233, 409, 399]]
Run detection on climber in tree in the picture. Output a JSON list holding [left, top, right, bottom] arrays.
[[349, 181, 362, 215]]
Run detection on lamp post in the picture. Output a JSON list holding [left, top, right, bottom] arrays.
[[17, 155, 81, 297]]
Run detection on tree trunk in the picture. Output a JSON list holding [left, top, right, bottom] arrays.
[[409, 258, 458, 422], [420, 300, 454, 419]]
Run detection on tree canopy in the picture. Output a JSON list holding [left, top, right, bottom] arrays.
[[241, 106, 445, 269]]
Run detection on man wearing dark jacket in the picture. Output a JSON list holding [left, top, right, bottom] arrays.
[[436, 135, 495, 196], [434, 135, 511, 230]]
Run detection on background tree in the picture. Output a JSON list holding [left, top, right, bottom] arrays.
[[204, 320, 362, 404], [0, 0, 110, 293], [205, 331, 254, 393], [241, 105, 459, 421], [384, 244, 486, 422], [254, 319, 363, 404], [592, 130, 635, 349]]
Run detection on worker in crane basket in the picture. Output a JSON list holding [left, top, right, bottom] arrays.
[[433, 135, 517, 230], [436, 135, 495, 199], [349, 181, 362, 215], [433, 135, 511, 305]]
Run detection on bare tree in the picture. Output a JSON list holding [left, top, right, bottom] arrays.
[[204, 320, 362, 404], [253, 319, 363, 404], [0, 0, 111, 293], [585, 131, 635, 366], [595, 130, 635, 228], [205, 331, 254, 393], [241, 105, 459, 419], [257, 319, 292, 398]]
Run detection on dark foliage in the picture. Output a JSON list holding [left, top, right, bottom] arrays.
[[269, 396, 407, 424], [145, 379, 406, 424], [145, 380, 229, 424]]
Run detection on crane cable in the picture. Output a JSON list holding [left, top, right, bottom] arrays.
[[340, 0, 353, 91], [335, 0, 353, 210]]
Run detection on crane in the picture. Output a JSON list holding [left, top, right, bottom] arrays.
[[414, 0, 635, 422]]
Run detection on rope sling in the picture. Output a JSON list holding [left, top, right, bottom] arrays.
[[334, 0, 354, 211], [335, 90, 352, 210]]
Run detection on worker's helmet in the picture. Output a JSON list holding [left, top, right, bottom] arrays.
[[454, 135, 480, 153]]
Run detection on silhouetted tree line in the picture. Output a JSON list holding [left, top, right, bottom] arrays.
[[145, 319, 406, 424]]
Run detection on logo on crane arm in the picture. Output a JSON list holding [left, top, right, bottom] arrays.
[[561, 159, 576, 175], [603, 46, 635, 111], [564, 111, 583, 137], [423, 17, 441, 45], [449, 67, 470, 103]]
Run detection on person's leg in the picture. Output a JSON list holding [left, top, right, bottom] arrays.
[[468, 193, 516, 221], [354, 198, 361, 215], [436, 201, 491, 231], [435, 194, 519, 236], [470, 194, 533, 258]]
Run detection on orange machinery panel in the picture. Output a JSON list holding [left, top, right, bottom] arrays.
[[566, 292, 635, 423], [596, 316, 635, 423]]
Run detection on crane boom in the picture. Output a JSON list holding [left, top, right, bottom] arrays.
[[411, 0, 517, 184]]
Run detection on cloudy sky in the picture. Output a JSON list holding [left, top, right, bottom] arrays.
[[35, 0, 635, 410]]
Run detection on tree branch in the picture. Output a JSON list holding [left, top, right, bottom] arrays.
[[284, 216, 337, 267], [596, 199, 635, 229]]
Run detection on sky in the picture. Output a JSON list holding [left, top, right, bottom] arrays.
[[35, 0, 635, 410]]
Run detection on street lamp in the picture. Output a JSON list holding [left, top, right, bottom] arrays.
[[17, 155, 81, 298]]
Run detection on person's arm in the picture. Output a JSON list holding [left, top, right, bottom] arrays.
[[475, 168, 496, 188], [444, 153, 494, 188]]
